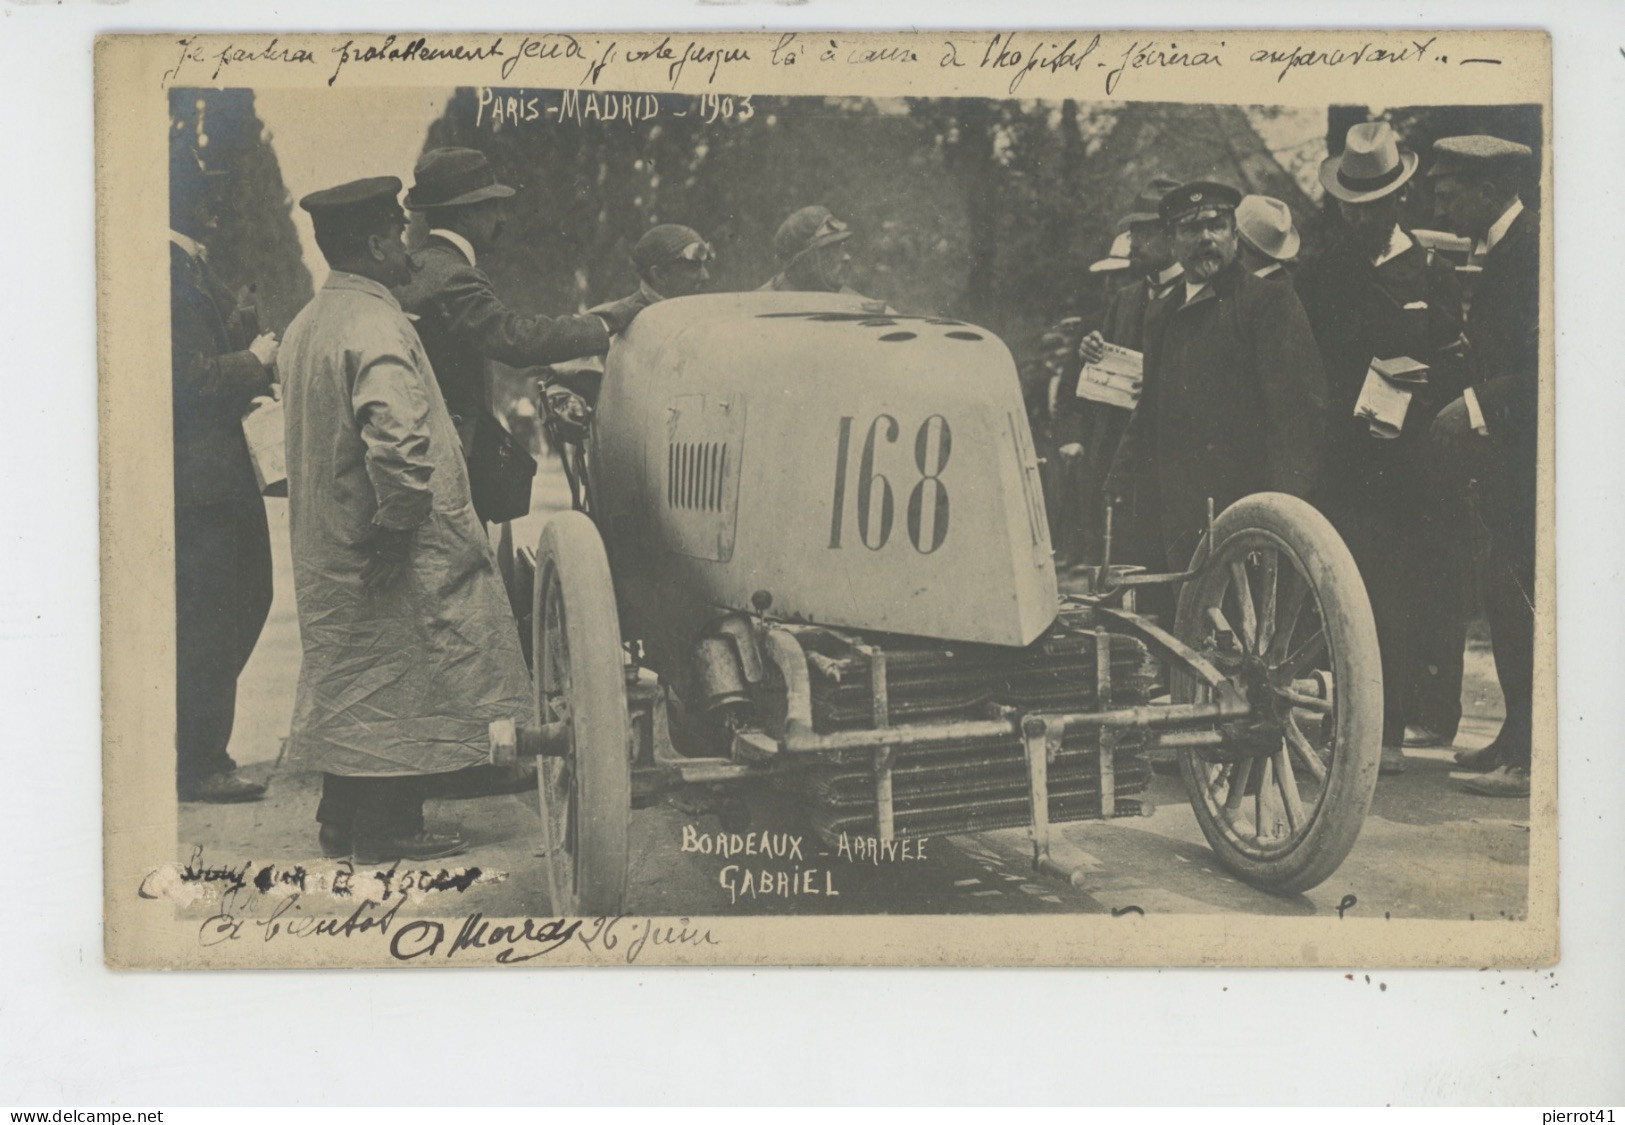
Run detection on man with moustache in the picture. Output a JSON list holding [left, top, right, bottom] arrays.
[[280, 177, 532, 863], [1425, 134, 1541, 798], [760, 205, 860, 294], [1295, 121, 1469, 776], [395, 147, 648, 459], [1105, 181, 1327, 569]]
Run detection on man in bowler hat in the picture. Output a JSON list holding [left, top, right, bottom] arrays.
[[395, 147, 648, 458]]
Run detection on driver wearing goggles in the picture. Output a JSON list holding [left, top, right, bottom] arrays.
[[761, 205, 856, 294]]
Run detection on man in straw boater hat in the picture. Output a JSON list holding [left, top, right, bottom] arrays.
[[395, 147, 649, 460], [1105, 180, 1327, 571], [1424, 133, 1540, 798], [280, 177, 532, 863], [1234, 194, 1301, 282], [169, 137, 279, 804], [1295, 120, 1470, 777]]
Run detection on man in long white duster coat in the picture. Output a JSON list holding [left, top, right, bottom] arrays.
[[279, 177, 531, 864]]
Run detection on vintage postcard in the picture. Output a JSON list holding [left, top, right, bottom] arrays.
[[98, 29, 1555, 968]]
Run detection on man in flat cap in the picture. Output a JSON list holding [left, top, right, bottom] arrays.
[[1425, 134, 1540, 797], [1235, 194, 1300, 282], [760, 205, 857, 294], [280, 177, 532, 863], [1296, 121, 1470, 776], [395, 147, 647, 465], [169, 138, 279, 803], [1106, 181, 1327, 569]]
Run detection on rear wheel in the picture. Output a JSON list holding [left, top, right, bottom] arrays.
[[533, 511, 632, 916], [1174, 493, 1381, 895]]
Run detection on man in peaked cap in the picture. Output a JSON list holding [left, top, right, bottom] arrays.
[[1424, 133, 1540, 798], [169, 138, 279, 804], [395, 147, 648, 467], [760, 205, 857, 293], [280, 176, 532, 863], [1106, 180, 1327, 569], [1295, 121, 1471, 777], [1234, 194, 1300, 281]]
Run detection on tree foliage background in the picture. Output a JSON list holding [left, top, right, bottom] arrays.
[[417, 92, 1326, 363], [164, 91, 1542, 371], [169, 88, 313, 335]]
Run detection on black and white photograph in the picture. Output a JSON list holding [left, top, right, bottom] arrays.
[[96, 29, 1555, 968]]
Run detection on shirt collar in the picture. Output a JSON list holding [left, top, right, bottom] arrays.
[[1253, 262, 1283, 278], [638, 279, 666, 304], [1484, 199, 1524, 255], [1183, 279, 1211, 305], [324, 269, 404, 311], [1372, 225, 1413, 268], [429, 228, 478, 268], [169, 230, 206, 262], [1156, 262, 1184, 287]]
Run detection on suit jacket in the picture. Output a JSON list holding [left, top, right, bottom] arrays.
[[1469, 206, 1539, 435], [1466, 205, 1540, 548], [1111, 259, 1328, 561], [1055, 272, 1176, 416], [171, 241, 273, 507], [394, 236, 611, 454], [1296, 232, 1467, 515]]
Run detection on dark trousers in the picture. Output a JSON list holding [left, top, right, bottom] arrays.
[[1324, 498, 1418, 747], [1437, 434, 1536, 768], [1481, 513, 1535, 769], [1403, 482, 1473, 742], [175, 496, 273, 792], [317, 774, 427, 838]]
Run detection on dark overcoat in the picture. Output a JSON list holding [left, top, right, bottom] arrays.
[[1111, 259, 1328, 563], [170, 241, 273, 506], [394, 236, 611, 454], [1466, 206, 1540, 560], [1295, 233, 1467, 515]]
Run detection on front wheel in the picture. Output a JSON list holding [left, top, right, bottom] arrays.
[[1174, 493, 1382, 895], [533, 511, 632, 916]]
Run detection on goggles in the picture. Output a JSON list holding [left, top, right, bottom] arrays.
[[814, 215, 849, 242], [674, 240, 716, 263]]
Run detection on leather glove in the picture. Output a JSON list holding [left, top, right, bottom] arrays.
[[591, 289, 653, 336], [543, 384, 593, 445], [359, 525, 414, 590]]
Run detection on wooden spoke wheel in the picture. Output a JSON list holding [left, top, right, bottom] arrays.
[[533, 511, 632, 916], [1173, 493, 1382, 895]]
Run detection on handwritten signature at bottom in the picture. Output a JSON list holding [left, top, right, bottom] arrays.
[[199, 895, 719, 965]]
